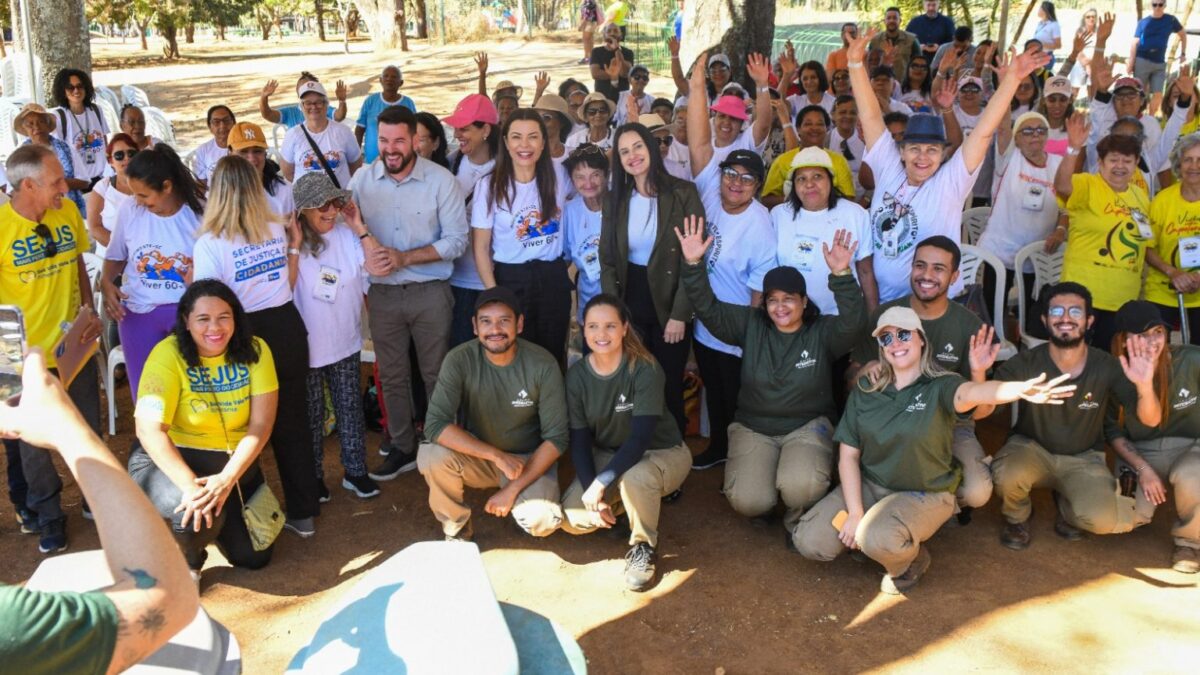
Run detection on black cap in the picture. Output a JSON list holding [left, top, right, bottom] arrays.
[[719, 149, 765, 182], [1115, 300, 1167, 334], [475, 286, 523, 316], [762, 266, 807, 297]]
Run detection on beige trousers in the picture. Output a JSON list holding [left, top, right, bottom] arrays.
[[992, 435, 1148, 534], [723, 417, 835, 530], [792, 479, 956, 577], [1127, 437, 1200, 549], [417, 443, 563, 537], [954, 421, 993, 509], [561, 443, 692, 547]]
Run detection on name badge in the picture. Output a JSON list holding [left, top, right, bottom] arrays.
[[1132, 209, 1153, 241], [1021, 183, 1045, 211], [314, 265, 340, 304], [581, 244, 601, 281], [1180, 235, 1200, 269]]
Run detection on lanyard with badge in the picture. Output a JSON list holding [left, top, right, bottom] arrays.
[[314, 265, 340, 303], [70, 109, 95, 165]]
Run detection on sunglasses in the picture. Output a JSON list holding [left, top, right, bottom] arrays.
[[911, 64, 929, 70], [571, 144, 606, 158], [1114, 91, 1142, 100], [539, 113, 557, 124], [585, 106, 610, 117], [1152, 2, 1166, 6], [876, 329, 913, 347], [833, 74, 850, 81], [1048, 306, 1086, 319], [657, 135, 674, 148], [316, 198, 346, 212], [111, 149, 138, 161], [721, 167, 758, 186], [34, 224, 58, 258], [65, 83, 85, 92], [960, 86, 981, 94], [631, 74, 649, 83], [1018, 126, 1048, 137]]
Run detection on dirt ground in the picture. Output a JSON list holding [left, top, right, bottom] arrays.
[[2, 33, 1198, 675]]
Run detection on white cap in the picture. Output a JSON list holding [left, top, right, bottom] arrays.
[[297, 81, 328, 100]]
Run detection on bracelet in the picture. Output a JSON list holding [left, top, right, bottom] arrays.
[[1055, 224, 1067, 232], [684, 259, 702, 267], [287, 247, 300, 256], [671, 56, 680, 61], [1066, 147, 1080, 156], [1135, 464, 1149, 474], [358, 232, 371, 240], [848, 61, 864, 70], [759, 86, 770, 93]]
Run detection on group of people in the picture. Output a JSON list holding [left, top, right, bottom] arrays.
[[2, 3, 1199, 623]]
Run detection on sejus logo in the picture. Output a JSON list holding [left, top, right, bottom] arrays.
[[795, 349, 817, 369], [1077, 392, 1100, 410], [905, 392, 927, 413], [11, 224, 76, 266], [187, 364, 251, 393], [1175, 387, 1197, 411], [937, 342, 959, 364], [614, 393, 634, 413], [512, 389, 534, 408]]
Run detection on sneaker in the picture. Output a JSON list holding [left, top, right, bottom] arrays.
[[369, 449, 417, 481], [624, 542, 657, 591], [377, 438, 397, 457], [577, 57, 590, 65], [284, 517, 316, 538], [955, 506, 974, 526], [690, 446, 727, 470], [38, 518, 68, 554], [1172, 546, 1200, 574], [318, 483, 331, 503], [880, 546, 931, 595], [342, 474, 381, 499], [81, 500, 94, 521], [1001, 519, 1031, 551], [445, 520, 473, 543], [15, 507, 38, 534]]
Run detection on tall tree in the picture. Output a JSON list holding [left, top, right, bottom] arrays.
[[680, 0, 774, 87], [314, 0, 326, 41], [356, 0, 409, 52]]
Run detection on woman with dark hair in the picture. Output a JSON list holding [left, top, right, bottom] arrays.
[[1038, 75, 1075, 156], [760, 105, 857, 209], [1034, 2, 1063, 56], [130, 279, 278, 579], [191, 104, 236, 186], [830, 68, 852, 98], [563, 144, 609, 322], [600, 122, 705, 434], [100, 144, 205, 403], [899, 55, 934, 113], [786, 61, 835, 116], [87, 133, 138, 253], [414, 112, 450, 168], [677, 219, 868, 533], [558, 78, 590, 132], [472, 108, 571, 364], [566, 91, 616, 153], [49, 68, 109, 184], [560, 294, 692, 591], [227, 121, 293, 217], [1012, 72, 1043, 118]]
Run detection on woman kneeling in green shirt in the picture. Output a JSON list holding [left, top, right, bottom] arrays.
[[793, 306, 1075, 595], [676, 218, 867, 534], [561, 295, 692, 592]]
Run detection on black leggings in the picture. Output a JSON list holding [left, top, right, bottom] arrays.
[[494, 259, 573, 367], [626, 264, 691, 435], [694, 341, 740, 457]]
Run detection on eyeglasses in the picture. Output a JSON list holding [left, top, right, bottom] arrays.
[[1152, 2, 1166, 6], [1114, 91, 1142, 101], [209, 116, 235, 125], [1047, 306, 1086, 319], [876, 329, 913, 347], [840, 139, 854, 161], [720, 167, 758, 186], [657, 135, 674, 148], [34, 224, 58, 258], [539, 113, 557, 124], [708, 64, 730, 72], [111, 149, 138, 161], [911, 64, 929, 71], [1018, 126, 1049, 137], [585, 106, 610, 117], [570, 144, 605, 158], [833, 73, 850, 81]]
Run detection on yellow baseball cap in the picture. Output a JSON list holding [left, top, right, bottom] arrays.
[[227, 122, 268, 151]]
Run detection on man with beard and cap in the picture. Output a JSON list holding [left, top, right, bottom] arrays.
[[991, 282, 1161, 550], [347, 106, 469, 480]]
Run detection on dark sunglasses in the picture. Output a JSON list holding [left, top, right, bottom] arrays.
[[34, 224, 58, 258], [876, 329, 913, 347], [631, 74, 649, 83], [316, 198, 346, 212], [585, 106, 610, 117], [1018, 126, 1048, 137], [657, 135, 674, 148], [65, 83, 85, 92], [721, 167, 758, 186], [111, 149, 138, 161]]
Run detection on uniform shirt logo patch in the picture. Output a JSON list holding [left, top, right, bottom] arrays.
[[1077, 392, 1100, 410], [795, 350, 817, 369], [614, 393, 634, 413], [905, 392, 927, 413], [512, 389, 534, 408]]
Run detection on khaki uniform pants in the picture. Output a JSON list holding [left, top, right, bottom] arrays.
[[561, 444, 692, 547], [417, 443, 563, 537], [1127, 437, 1200, 549], [954, 421, 993, 509], [992, 435, 1147, 534], [792, 479, 956, 577], [724, 417, 834, 530]]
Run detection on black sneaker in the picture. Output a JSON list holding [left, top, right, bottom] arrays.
[[624, 542, 657, 591], [369, 449, 417, 481], [1053, 492, 1083, 541], [15, 507, 38, 535], [377, 438, 398, 457], [1001, 519, 1031, 550], [880, 546, 932, 595], [38, 518, 68, 554], [318, 482, 331, 503], [690, 446, 727, 470], [342, 474, 381, 499]]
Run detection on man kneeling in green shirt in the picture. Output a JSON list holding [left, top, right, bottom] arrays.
[[418, 287, 568, 541], [993, 282, 1161, 550]]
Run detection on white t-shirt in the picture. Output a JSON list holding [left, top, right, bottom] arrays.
[[264, 178, 295, 219], [788, 91, 837, 118], [626, 191, 658, 266], [771, 199, 872, 316], [614, 91, 655, 126], [293, 223, 368, 368], [666, 139, 691, 177], [864, 137, 980, 302], [104, 201, 200, 314], [281, 122, 362, 188], [562, 197, 604, 322], [886, 99, 915, 116], [709, 125, 766, 169], [193, 221, 293, 312], [953, 106, 982, 137], [50, 105, 109, 180], [92, 177, 133, 258], [551, 153, 576, 201], [449, 156, 495, 290], [191, 138, 230, 182], [565, 126, 614, 154], [979, 148, 1063, 270], [471, 176, 567, 264]]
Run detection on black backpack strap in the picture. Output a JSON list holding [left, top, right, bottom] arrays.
[[299, 124, 341, 188]]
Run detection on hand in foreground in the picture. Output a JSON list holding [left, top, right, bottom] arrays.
[[485, 484, 519, 518], [821, 228, 858, 275], [673, 213, 711, 264], [1119, 333, 1155, 388], [838, 511, 862, 550], [492, 450, 526, 481], [1013, 372, 1077, 405], [968, 325, 1000, 375], [0, 348, 90, 449]]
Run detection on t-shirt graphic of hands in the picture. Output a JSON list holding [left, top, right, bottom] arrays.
[[872, 190, 919, 260]]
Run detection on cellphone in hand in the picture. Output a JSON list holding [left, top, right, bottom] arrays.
[[0, 305, 27, 404]]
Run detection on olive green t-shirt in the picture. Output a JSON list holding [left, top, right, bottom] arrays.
[[425, 338, 569, 454], [995, 344, 1137, 455], [682, 261, 868, 436], [0, 585, 118, 674], [835, 373, 966, 493], [1124, 345, 1200, 442], [566, 355, 682, 452], [853, 296, 985, 379]]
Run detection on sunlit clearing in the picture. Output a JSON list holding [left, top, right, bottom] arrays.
[[845, 591, 906, 630], [339, 551, 383, 576]]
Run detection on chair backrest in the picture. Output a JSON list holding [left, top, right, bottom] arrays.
[[960, 243, 1010, 347], [272, 123, 287, 152], [120, 84, 150, 108], [0, 97, 24, 160], [961, 206, 991, 246], [94, 98, 120, 139], [142, 106, 176, 146], [95, 86, 123, 118], [0, 54, 42, 100], [1013, 240, 1064, 339]]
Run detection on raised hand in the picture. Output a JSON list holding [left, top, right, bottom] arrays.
[[1066, 112, 1090, 149], [1096, 11, 1115, 44], [1007, 50, 1051, 81], [474, 51, 489, 76], [534, 70, 550, 94], [261, 79, 279, 98], [335, 80, 348, 101], [689, 50, 709, 87], [1071, 28, 1094, 57], [820, 228, 857, 274], [1177, 65, 1196, 99], [747, 52, 771, 86], [667, 36, 680, 57], [779, 41, 798, 85], [934, 75, 958, 110], [673, 214, 711, 264], [605, 55, 622, 81], [770, 97, 791, 125], [1016, 372, 1077, 405], [1119, 333, 1156, 387], [968, 325, 1000, 375], [846, 27, 876, 64]]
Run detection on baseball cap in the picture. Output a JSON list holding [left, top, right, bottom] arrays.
[[719, 149, 765, 182], [871, 306, 924, 338], [443, 94, 500, 128], [710, 95, 749, 121], [763, 266, 807, 297], [630, 64, 650, 78], [293, 172, 351, 211], [958, 75, 984, 91], [1112, 77, 1145, 94], [901, 113, 948, 144], [227, 122, 268, 151], [1115, 300, 1168, 334], [784, 147, 835, 197], [475, 286, 523, 316], [708, 54, 731, 69], [1044, 75, 1072, 99], [297, 80, 328, 100]]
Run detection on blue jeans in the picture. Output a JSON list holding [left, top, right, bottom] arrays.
[[5, 439, 27, 510]]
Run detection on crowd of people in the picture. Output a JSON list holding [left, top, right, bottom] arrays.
[[3, 5, 1200, 666]]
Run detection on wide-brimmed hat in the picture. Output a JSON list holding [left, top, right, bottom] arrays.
[[637, 113, 669, 133], [293, 172, 351, 211], [492, 80, 523, 102], [901, 113, 948, 145], [13, 103, 55, 136], [580, 92, 616, 118], [532, 94, 572, 124]]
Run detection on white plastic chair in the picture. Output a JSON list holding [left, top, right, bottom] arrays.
[[1013, 240, 1064, 351], [120, 84, 151, 108], [960, 244, 1017, 361], [141, 106, 176, 146], [82, 252, 124, 436], [94, 98, 120, 139], [961, 206, 991, 245], [0, 54, 42, 101], [0, 97, 25, 160], [95, 86, 123, 117], [272, 123, 287, 152]]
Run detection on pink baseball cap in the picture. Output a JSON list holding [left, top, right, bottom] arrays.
[[1112, 77, 1145, 94], [710, 95, 748, 121], [443, 94, 500, 128]]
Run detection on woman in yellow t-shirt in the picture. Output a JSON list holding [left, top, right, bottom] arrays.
[[1055, 122, 1152, 350], [128, 279, 279, 578], [1146, 135, 1200, 345]]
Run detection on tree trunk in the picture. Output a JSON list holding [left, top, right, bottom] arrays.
[[185, 21, 195, 44], [138, 20, 150, 50], [413, 0, 428, 39], [316, 0, 327, 41], [27, 0, 92, 104], [258, 10, 273, 41], [347, 9, 359, 38], [397, 0, 409, 52], [680, 0, 775, 88], [162, 24, 180, 59], [216, 22, 227, 41], [274, 15, 283, 42], [1011, 0, 1039, 47], [358, 0, 408, 51]]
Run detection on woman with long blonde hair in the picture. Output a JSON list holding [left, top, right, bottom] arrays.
[[193, 154, 321, 539]]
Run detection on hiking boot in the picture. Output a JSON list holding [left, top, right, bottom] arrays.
[[342, 474, 381, 499], [15, 507, 38, 535], [445, 520, 473, 543], [624, 542, 657, 592], [880, 546, 931, 595], [690, 446, 727, 470], [38, 518, 68, 554], [318, 482, 331, 503], [369, 449, 417, 481], [1001, 519, 1031, 550], [1172, 546, 1199, 574], [284, 517, 316, 538], [1054, 510, 1083, 541]]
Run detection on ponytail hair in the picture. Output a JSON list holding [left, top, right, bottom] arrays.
[[125, 144, 204, 216], [582, 294, 655, 372]]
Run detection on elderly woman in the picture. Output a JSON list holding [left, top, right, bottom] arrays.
[[1146, 133, 1200, 344], [280, 80, 362, 188], [566, 92, 616, 153], [119, 104, 159, 151], [14, 103, 88, 213]]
